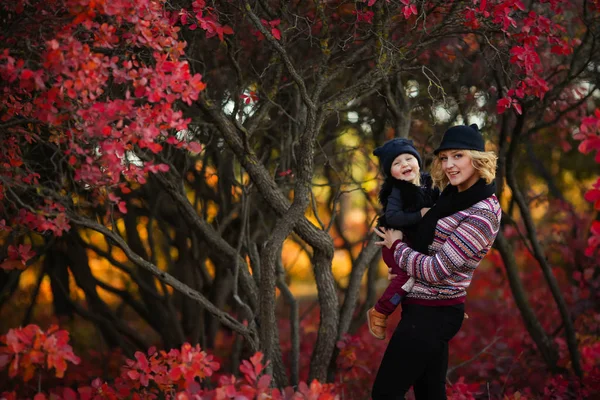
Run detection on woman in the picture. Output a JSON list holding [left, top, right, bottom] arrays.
[[371, 124, 501, 399]]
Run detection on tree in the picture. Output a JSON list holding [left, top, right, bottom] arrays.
[[1, 0, 599, 385]]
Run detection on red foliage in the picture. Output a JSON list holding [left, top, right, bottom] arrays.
[[0, 244, 36, 270], [180, 0, 234, 41], [0, 0, 208, 269], [0, 0, 598, 398], [0, 328, 341, 400], [462, 0, 575, 116], [122, 344, 219, 391], [1, 247, 599, 400], [0, 325, 80, 382], [576, 108, 600, 256]]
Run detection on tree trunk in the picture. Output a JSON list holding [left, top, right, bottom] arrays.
[[506, 175, 583, 377], [276, 256, 300, 386], [47, 249, 74, 318], [505, 113, 582, 377], [61, 234, 143, 354], [202, 98, 339, 383], [327, 237, 379, 379], [495, 231, 559, 370]]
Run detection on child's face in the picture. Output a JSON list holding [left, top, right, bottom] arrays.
[[390, 153, 420, 182]]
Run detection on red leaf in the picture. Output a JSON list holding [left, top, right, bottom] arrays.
[[0, 259, 24, 271], [20, 69, 34, 80], [257, 374, 272, 389], [0, 219, 10, 232], [187, 141, 203, 153], [578, 138, 600, 154], [62, 388, 78, 400], [584, 189, 600, 203], [108, 192, 120, 202], [0, 354, 10, 370], [127, 370, 140, 380], [512, 102, 522, 115], [496, 98, 510, 114], [402, 3, 417, 19], [591, 220, 600, 236], [8, 244, 35, 265], [515, 0, 526, 11], [117, 201, 128, 214]]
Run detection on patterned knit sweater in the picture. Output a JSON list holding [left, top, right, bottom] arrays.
[[389, 194, 502, 305]]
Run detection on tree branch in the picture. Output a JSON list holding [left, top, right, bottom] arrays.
[[68, 213, 258, 350], [505, 113, 583, 377], [243, 0, 316, 111]]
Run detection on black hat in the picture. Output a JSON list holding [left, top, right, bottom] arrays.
[[373, 138, 422, 177], [434, 124, 485, 155]]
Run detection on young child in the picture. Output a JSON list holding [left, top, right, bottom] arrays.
[[367, 138, 439, 340]]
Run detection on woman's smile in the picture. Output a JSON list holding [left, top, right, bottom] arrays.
[[439, 150, 479, 192]]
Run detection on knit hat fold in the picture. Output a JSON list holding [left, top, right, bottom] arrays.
[[434, 124, 485, 155], [373, 138, 422, 177]]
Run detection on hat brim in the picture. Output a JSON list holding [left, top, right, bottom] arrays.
[[433, 145, 484, 155]]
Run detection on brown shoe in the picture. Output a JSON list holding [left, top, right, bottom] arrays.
[[367, 308, 387, 340]]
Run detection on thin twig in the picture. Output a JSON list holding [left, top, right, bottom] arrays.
[[447, 334, 501, 376]]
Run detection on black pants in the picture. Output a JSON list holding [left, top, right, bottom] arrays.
[[371, 303, 465, 400]]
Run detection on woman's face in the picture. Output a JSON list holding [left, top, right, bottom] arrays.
[[438, 150, 479, 192], [390, 153, 420, 182]]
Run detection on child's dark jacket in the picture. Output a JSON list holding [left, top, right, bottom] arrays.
[[378, 173, 439, 244]]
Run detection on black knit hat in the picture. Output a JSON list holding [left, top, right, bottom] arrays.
[[373, 138, 422, 177], [434, 124, 485, 155]]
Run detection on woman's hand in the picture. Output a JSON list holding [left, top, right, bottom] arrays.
[[420, 207, 430, 217], [374, 227, 403, 249]]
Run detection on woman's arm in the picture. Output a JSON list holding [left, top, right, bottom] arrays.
[[391, 210, 500, 283], [385, 187, 422, 227]]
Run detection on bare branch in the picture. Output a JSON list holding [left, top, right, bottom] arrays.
[[242, 0, 316, 111], [68, 213, 258, 349]]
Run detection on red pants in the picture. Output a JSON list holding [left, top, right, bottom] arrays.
[[374, 246, 413, 315]]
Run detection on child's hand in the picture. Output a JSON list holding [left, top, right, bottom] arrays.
[[420, 207, 430, 217], [374, 227, 403, 249]]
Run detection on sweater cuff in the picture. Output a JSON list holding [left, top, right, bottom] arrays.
[[390, 239, 404, 253], [392, 241, 410, 271]]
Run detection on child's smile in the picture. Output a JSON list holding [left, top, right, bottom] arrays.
[[390, 153, 420, 183]]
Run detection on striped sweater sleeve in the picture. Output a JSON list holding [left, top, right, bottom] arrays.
[[392, 210, 499, 283]]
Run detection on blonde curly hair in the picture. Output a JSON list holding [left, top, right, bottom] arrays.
[[430, 149, 497, 190]]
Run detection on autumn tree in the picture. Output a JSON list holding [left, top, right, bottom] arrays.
[[1, 0, 599, 386]]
